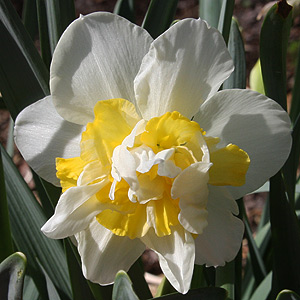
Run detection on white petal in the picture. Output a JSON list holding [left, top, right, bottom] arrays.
[[134, 18, 233, 120], [141, 227, 195, 294], [41, 179, 109, 239], [14, 96, 84, 186], [76, 219, 145, 284], [194, 89, 292, 199], [194, 186, 244, 266], [111, 120, 146, 191], [50, 12, 153, 125], [172, 162, 211, 234]]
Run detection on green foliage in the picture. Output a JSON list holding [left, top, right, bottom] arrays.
[[142, 0, 178, 39], [113, 0, 135, 23], [249, 60, 265, 95], [0, 147, 13, 262], [199, 0, 223, 28], [223, 18, 246, 89], [1, 144, 72, 300], [112, 271, 139, 300], [0, 252, 27, 300]]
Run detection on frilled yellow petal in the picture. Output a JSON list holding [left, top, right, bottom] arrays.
[[96, 177, 180, 239], [80, 98, 141, 166], [56, 157, 86, 192], [96, 205, 149, 239], [140, 111, 202, 153], [149, 196, 180, 237], [209, 144, 250, 186]]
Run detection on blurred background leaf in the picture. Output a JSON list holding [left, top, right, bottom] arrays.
[[142, 0, 178, 39], [113, 0, 135, 23]]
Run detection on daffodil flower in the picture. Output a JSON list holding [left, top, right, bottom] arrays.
[[14, 12, 292, 294]]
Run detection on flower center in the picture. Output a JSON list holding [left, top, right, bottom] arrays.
[[55, 98, 250, 239]]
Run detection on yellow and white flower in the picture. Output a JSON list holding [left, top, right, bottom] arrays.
[[14, 12, 291, 294]]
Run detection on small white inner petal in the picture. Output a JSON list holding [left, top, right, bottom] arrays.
[[110, 119, 185, 204]]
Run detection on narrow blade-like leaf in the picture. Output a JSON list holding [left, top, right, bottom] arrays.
[[22, 0, 38, 40], [260, 1, 292, 111], [217, 0, 235, 45], [223, 18, 246, 89], [142, 0, 178, 39], [269, 172, 300, 297], [36, 0, 52, 69], [0, 147, 13, 262], [289, 33, 300, 124], [45, 0, 76, 54], [1, 144, 72, 300], [199, 0, 222, 28], [113, 0, 135, 23], [0, 0, 49, 120]]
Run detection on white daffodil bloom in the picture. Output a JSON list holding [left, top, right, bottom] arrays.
[[14, 12, 292, 294]]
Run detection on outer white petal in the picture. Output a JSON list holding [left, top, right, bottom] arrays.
[[134, 18, 234, 120], [172, 162, 211, 234], [51, 12, 153, 125], [194, 89, 292, 199], [14, 96, 84, 186], [141, 227, 195, 294], [41, 179, 109, 239], [75, 219, 145, 284], [195, 186, 244, 266]]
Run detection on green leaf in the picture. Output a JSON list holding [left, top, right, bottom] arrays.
[[290, 41, 300, 124], [23, 276, 40, 300], [22, 0, 38, 40], [1, 144, 72, 300], [155, 287, 227, 300], [276, 290, 300, 300], [190, 264, 207, 290], [113, 0, 135, 23], [127, 258, 152, 300], [64, 239, 95, 300], [282, 115, 300, 205], [36, 0, 52, 69], [199, 0, 222, 28], [269, 171, 300, 297], [249, 59, 265, 95], [216, 261, 235, 300], [6, 117, 15, 157], [45, 0, 76, 54], [217, 0, 235, 45], [223, 18, 246, 89], [142, 0, 178, 39], [0, 252, 27, 300], [260, 1, 293, 111], [249, 271, 272, 300], [65, 237, 113, 300], [242, 203, 267, 286], [156, 276, 177, 297], [0, 0, 49, 120], [112, 271, 139, 300], [38, 260, 62, 300], [0, 147, 13, 262]]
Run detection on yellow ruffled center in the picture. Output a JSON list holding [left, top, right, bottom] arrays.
[[56, 98, 250, 239]]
